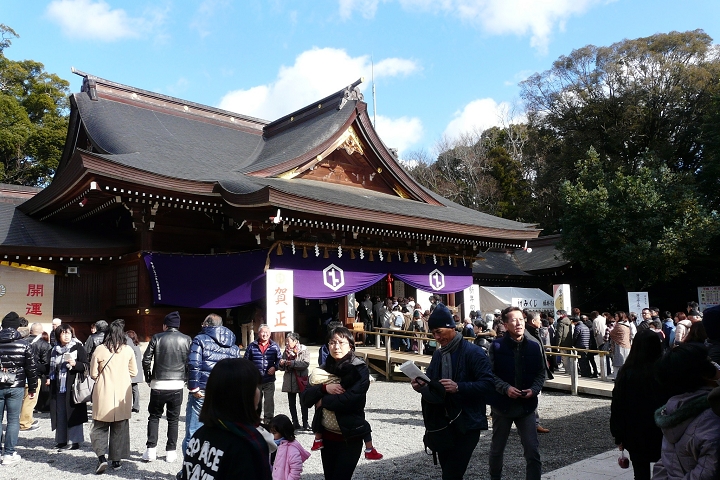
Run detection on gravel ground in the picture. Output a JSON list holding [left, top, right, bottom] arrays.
[[2, 347, 615, 479]]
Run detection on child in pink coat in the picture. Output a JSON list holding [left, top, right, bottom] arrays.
[[270, 414, 311, 480]]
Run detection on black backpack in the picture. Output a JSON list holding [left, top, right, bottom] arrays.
[[420, 379, 465, 464]]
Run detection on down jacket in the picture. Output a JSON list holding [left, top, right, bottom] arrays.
[[0, 327, 38, 391], [652, 387, 720, 479], [244, 339, 282, 384], [187, 326, 240, 392]]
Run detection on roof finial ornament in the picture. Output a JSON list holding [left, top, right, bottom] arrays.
[[338, 78, 364, 110]]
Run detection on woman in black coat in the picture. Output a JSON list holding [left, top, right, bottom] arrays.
[[609, 329, 669, 480], [49, 324, 89, 450], [302, 326, 371, 480]]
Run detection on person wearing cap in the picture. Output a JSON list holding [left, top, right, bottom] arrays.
[[141, 311, 192, 463], [488, 306, 545, 480], [411, 303, 495, 480], [0, 311, 38, 465]]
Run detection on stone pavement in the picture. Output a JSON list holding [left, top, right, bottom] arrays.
[[542, 449, 639, 479]]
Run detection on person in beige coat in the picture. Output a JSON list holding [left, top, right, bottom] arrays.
[[89, 320, 137, 474]]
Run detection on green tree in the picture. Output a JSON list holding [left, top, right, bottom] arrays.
[[558, 148, 718, 291], [0, 24, 70, 186]]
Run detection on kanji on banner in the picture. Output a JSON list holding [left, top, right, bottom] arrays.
[[266, 269, 294, 333], [0, 264, 55, 324]]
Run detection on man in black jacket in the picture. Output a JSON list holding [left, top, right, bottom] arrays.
[[19, 322, 49, 431], [141, 311, 191, 464], [83, 320, 108, 358], [0, 311, 38, 465]]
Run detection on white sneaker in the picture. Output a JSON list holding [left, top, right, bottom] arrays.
[[142, 447, 156, 462], [2, 452, 21, 465], [165, 450, 177, 463]]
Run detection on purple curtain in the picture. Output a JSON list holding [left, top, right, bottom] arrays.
[[143, 249, 473, 307], [143, 251, 267, 309]]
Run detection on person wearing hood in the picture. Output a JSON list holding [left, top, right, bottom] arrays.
[[412, 303, 495, 480], [0, 311, 38, 465], [652, 343, 720, 479], [181, 313, 240, 456]]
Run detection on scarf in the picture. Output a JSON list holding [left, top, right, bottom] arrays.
[[49, 338, 81, 393], [284, 343, 299, 361], [440, 332, 463, 380]]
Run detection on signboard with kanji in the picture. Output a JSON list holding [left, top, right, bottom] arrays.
[[266, 269, 294, 333], [462, 284, 480, 320], [553, 284, 571, 321], [698, 286, 720, 311], [0, 264, 55, 324], [627, 292, 649, 316]]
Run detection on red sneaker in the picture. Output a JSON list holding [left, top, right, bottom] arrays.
[[311, 440, 324, 451], [364, 448, 383, 460]]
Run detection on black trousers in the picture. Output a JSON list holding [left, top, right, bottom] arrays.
[[320, 436, 363, 480], [146, 389, 183, 450], [437, 428, 481, 480], [578, 352, 592, 377], [287, 392, 308, 425]]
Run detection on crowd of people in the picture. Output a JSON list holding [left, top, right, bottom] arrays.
[[1, 298, 719, 479]]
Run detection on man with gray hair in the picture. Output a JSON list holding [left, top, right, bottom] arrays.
[[244, 324, 281, 424], [84, 320, 108, 358], [180, 313, 240, 454]]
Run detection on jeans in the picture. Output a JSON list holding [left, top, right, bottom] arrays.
[[181, 393, 204, 455], [256, 382, 275, 424], [489, 411, 541, 480], [147, 389, 183, 450], [0, 386, 24, 455], [437, 428, 481, 480]]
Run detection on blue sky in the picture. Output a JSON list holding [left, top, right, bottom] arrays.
[[3, 0, 720, 158]]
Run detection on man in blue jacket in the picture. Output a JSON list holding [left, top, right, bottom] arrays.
[[180, 313, 240, 455], [411, 303, 495, 480], [244, 324, 281, 425], [488, 306, 545, 480]]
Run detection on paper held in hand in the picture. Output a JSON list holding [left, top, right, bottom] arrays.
[[399, 360, 431, 382]]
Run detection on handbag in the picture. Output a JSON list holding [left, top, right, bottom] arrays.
[[72, 369, 94, 403], [72, 352, 114, 404], [294, 371, 309, 392], [0, 359, 17, 385]]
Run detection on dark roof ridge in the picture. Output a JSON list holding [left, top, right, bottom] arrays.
[[263, 78, 364, 137], [71, 68, 268, 129]]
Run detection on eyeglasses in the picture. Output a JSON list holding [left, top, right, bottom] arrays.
[[329, 340, 349, 347]]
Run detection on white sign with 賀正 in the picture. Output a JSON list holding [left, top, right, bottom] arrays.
[[627, 292, 649, 315], [0, 264, 55, 324], [462, 284, 480, 320], [266, 269, 294, 333]]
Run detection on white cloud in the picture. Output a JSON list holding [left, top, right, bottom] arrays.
[[341, 0, 604, 52], [190, 0, 230, 38], [375, 115, 424, 157], [217, 47, 420, 121], [46, 0, 165, 41], [443, 98, 511, 140], [339, 0, 383, 19]]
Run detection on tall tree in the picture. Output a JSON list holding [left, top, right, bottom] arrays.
[[558, 148, 718, 291], [0, 24, 70, 186]]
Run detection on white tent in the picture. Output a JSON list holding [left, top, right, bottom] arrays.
[[479, 286, 554, 315]]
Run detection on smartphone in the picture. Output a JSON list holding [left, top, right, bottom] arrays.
[[519, 390, 528, 396]]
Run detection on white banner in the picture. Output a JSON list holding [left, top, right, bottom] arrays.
[[416, 289, 435, 311], [698, 286, 720, 311], [553, 284, 571, 321], [266, 269, 294, 333], [462, 284, 480, 320], [627, 292, 649, 315], [0, 264, 55, 324]]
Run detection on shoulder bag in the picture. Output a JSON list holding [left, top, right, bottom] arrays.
[[73, 352, 114, 404], [0, 359, 17, 385]]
